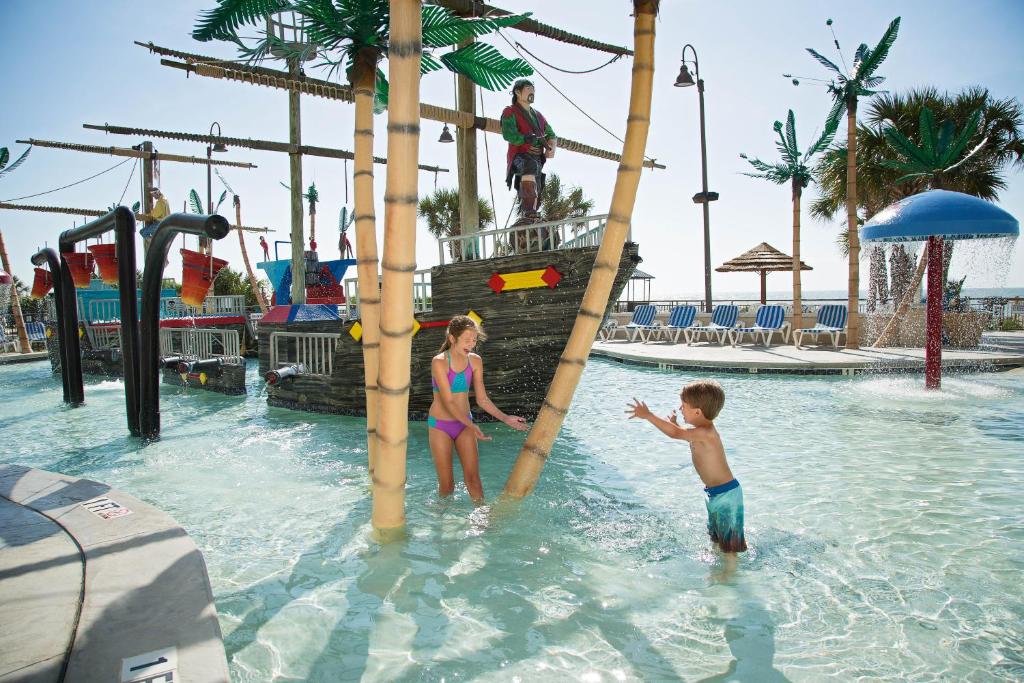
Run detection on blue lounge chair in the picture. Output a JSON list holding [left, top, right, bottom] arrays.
[[646, 305, 697, 343], [689, 305, 739, 345], [26, 321, 46, 346], [623, 304, 658, 342], [794, 304, 848, 350], [728, 305, 789, 347]]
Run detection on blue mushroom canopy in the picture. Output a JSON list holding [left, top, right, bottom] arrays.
[[860, 190, 1019, 243]]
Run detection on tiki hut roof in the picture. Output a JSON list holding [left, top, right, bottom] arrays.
[[715, 242, 812, 273], [630, 269, 655, 280]]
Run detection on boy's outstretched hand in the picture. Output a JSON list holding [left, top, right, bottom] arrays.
[[626, 398, 652, 420]]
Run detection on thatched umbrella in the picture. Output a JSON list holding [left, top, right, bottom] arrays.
[[716, 242, 811, 304]]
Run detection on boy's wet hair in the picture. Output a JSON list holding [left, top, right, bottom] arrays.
[[681, 380, 725, 421], [439, 315, 486, 352]]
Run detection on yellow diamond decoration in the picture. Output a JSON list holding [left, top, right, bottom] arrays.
[[46, 327, 53, 338], [412, 319, 421, 337], [467, 310, 482, 325], [349, 320, 363, 342], [199, 372, 208, 385], [179, 373, 187, 382], [78, 327, 84, 339]]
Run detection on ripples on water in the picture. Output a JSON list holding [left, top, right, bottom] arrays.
[[1, 360, 1022, 681]]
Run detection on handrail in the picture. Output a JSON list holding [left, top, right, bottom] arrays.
[[437, 214, 609, 265], [160, 327, 240, 359], [344, 269, 432, 318], [139, 213, 231, 439]]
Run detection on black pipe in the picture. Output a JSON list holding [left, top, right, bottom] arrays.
[[177, 357, 225, 375], [30, 249, 70, 403], [139, 213, 230, 439], [265, 363, 304, 385], [161, 356, 184, 370], [57, 207, 141, 433]]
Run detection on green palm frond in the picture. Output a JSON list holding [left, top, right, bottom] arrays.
[[189, 189, 204, 214], [942, 136, 988, 175], [863, 75, 886, 89], [806, 48, 843, 76], [339, 206, 354, 232], [882, 125, 932, 167], [0, 146, 30, 177], [132, 201, 141, 213], [934, 119, 956, 158], [938, 109, 980, 165], [804, 115, 839, 161], [918, 106, 936, 159], [853, 43, 868, 70], [374, 67, 389, 114], [214, 190, 229, 213], [784, 110, 799, 160], [855, 16, 900, 79], [193, 0, 294, 41], [421, 52, 444, 74], [772, 120, 796, 165], [440, 42, 532, 91], [420, 5, 530, 48], [215, 168, 237, 196]]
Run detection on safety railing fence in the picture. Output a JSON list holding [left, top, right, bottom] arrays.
[[437, 214, 609, 265], [268, 331, 340, 376], [159, 328, 241, 359], [85, 324, 122, 350], [77, 294, 247, 322], [343, 269, 431, 319]]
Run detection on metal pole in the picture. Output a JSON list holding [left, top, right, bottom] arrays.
[[139, 213, 230, 438], [925, 235, 943, 389], [696, 76, 712, 314], [30, 248, 70, 403]]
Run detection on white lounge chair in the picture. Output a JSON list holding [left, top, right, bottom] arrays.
[[794, 304, 848, 350], [0, 327, 16, 353], [598, 318, 621, 341], [728, 305, 789, 347], [645, 305, 697, 343], [689, 305, 739, 345], [623, 304, 659, 342]]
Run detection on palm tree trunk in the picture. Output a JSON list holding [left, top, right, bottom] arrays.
[[504, 0, 658, 498], [845, 96, 860, 349], [0, 229, 31, 354], [310, 205, 317, 245], [791, 180, 803, 333], [235, 198, 268, 314], [372, 0, 422, 533], [353, 47, 384, 480], [871, 243, 928, 347]]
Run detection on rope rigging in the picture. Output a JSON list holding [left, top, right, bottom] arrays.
[[1, 158, 133, 203], [513, 41, 623, 74]]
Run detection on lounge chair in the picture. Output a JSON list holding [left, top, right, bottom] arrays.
[[25, 321, 47, 348], [623, 304, 658, 342], [728, 305, 789, 347], [598, 317, 620, 341], [0, 327, 16, 353], [793, 304, 848, 350], [645, 305, 697, 343], [689, 305, 739, 345]]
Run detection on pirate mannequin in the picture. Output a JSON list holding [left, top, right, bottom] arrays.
[[502, 80, 557, 224]]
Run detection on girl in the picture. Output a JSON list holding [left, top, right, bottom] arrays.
[[428, 315, 528, 501]]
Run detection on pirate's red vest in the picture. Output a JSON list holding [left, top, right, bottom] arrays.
[[503, 104, 549, 168]]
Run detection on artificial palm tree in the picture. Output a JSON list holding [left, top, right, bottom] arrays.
[[0, 145, 33, 354], [305, 182, 319, 244], [504, 0, 659, 498], [373, 0, 421, 533], [740, 110, 837, 331], [194, 0, 531, 479], [806, 16, 900, 348], [812, 87, 1024, 345]]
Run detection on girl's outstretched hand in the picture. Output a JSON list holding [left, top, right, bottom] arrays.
[[504, 415, 529, 432], [626, 398, 652, 420], [473, 424, 493, 442]]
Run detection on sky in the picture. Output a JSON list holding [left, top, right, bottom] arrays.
[[2, 0, 1023, 299]]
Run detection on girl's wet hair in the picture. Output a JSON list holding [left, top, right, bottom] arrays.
[[439, 315, 486, 352]]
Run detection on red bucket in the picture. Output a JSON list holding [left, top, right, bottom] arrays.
[[88, 243, 119, 285], [62, 251, 95, 289], [180, 249, 228, 307], [30, 267, 53, 298]]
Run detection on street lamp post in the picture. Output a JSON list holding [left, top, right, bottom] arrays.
[[205, 121, 228, 252], [675, 45, 718, 314]]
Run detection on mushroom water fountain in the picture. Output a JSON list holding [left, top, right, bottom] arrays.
[[861, 189, 1019, 389]]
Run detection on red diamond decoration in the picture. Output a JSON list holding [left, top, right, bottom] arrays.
[[487, 272, 506, 294], [541, 265, 562, 288]]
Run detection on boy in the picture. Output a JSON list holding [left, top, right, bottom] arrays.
[[627, 379, 747, 554]]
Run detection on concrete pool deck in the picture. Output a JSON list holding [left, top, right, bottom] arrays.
[[0, 464, 228, 683], [0, 351, 48, 365], [591, 332, 1024, 375]]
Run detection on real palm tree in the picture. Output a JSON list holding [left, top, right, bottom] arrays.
[[503, 0, 659, 498], [807, 16, 900, 348], [812, 87, 1024, 345], [538, 173, 595, 223], [740, 110, 837, 332], [418, 187, 494, 260], [1, 145, 33, 353], [373, 0, 421, 533], [194, 0, 532, 480]]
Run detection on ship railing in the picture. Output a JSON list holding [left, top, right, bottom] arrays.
[[160, 328, 241, 360], [343, 269, 432, 319], [268, 331, 340, 376], [80, 294, 247, 322], [85, 324, 122, 350], [437, 214, 610, 265]]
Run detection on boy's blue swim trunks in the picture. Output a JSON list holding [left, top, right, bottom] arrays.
[[704, 479, 747, 552]]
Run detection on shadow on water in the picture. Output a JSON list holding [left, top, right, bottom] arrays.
[[697, 580, 790, 682]]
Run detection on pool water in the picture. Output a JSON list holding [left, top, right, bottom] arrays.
[[1, 360, 1022, 681]]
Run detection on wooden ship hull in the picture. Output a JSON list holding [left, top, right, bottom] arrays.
[[258, 241, 641, 419]]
